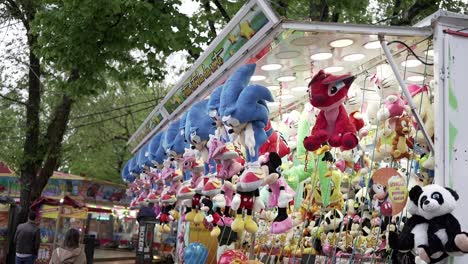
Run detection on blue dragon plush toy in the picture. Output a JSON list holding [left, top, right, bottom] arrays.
[[185, 99, 217, 175], [208, 85, 228, 141], [219, 63, 274, 233]]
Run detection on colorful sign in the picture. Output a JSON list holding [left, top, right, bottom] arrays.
[[131, 111, 164, 150], [62, 206, 88, 219], [41, 205, 60, 219], [369, 168, 408, 216]]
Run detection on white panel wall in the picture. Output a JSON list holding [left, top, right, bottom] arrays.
[[434, 15, 468, 264]]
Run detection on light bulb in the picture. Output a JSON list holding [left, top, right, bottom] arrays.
[[342, 53, 365, 62], [401, 59, 422, 68], [261, 64, 282, 71], [277, 76, 296, 82], [250, 75, 266, 81], [310, 52, 333, 61], [363, 41, 381, 49], [330, 38, 354, 48]]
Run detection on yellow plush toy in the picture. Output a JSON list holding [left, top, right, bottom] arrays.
[[313, 169, 344, 209]]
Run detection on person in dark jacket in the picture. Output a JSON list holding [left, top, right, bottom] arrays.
[[137, 202, 157, 223], [14, 211, 40, 264]]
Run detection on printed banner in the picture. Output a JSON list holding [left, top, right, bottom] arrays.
[[62, 206, 88, 219], [369, 168, 407, 216], [41, 205, 59, 219]]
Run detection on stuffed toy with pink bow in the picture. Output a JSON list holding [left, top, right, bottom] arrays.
[[260, 152, 295, 234]]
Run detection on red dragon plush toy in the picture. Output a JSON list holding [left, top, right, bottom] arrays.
[[303, 70, 358, 152]]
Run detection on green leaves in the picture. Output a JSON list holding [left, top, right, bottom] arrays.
[[31, 0, 198, 96]]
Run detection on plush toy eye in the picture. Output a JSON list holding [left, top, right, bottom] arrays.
[[328, 81, 345, 96]]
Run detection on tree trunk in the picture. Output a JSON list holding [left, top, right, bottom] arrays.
[[212, 0, 230, 22], [275, 0, 289, 18], [18, 39, 42, 224], [202, 0, 217, 41], [33, 93, 75, 200]]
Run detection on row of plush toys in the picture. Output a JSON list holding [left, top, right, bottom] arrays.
[[122, 64, 297, 261], [121, 61, 464, 264]]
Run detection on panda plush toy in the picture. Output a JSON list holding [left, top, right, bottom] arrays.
[[390, 184, 468, 264]]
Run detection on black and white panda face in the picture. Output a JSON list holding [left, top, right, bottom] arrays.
[[322, 209, 343, 232], [409, 184, 459, 219], [355, 187, 370, 211]]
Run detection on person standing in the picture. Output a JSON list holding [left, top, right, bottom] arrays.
[[137, 201, 157, 223], [49, 228, 86, 264], [14, 211, 40, 264]]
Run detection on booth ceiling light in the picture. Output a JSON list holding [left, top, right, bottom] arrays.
[[407, 75, 425, 82], [261, 63, 283, 71], [250, 75, 266, 81], [401, 59, 422, 68], [267, 85, 280, 91], [342, 53, 365, 62], [275, 51, 301, 59], [310, 52, 333, 61], [292, 64, 310, 72], [277, 75, 296, 82], [291, 36, 319, 46], [330, 38, 354, 48], [279, 94, 294, 100], [291, 86, 308, 92], [425, 49, 434, 57], [363, 40, 381, 49], [324, 66, 344, 73]]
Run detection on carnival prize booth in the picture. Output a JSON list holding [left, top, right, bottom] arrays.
[[122, 1, 468, 263], [32, 196, 87, 264]]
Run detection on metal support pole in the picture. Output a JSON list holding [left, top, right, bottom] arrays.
[[249, 212, 256, 260], [379, 35, 435, 154]]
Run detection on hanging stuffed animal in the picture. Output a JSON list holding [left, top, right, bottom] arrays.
[[158, 194, 178, 233], [220, 64, 273, 233], [312, 169, 344, 210], [179, 148, 204, 222], [345, 82, 368, 138], [392, 115, 414, 160], [303, 70, 358, 151], [372, 64, 410, 122], [407, 84, 434, 145], [185, 99, 217, 175], [410, 185, 468, 263], [317, 209, 344, 255], [260, 152, 295, 234], [208, 85, 229, 141], [258, 121, 290, 158], [200, 197, 222, 238]]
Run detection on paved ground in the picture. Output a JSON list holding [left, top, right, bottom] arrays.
[[95, 261, 135, 264], [94, 248, 135, 262]]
